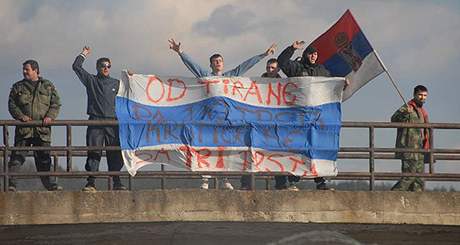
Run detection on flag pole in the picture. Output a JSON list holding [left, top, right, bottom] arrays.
[[374, 52, 407, 104]]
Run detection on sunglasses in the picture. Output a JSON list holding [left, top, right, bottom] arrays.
[[99, 63, 111, 69]]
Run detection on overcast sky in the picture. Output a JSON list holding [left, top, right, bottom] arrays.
[[0, 0, 459, 182]]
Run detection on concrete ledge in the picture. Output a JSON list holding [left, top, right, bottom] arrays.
[[0, 190, 459, 225]]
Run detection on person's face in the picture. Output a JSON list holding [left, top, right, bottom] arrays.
[[210, 56, 224, 73], [414, 91, 428, 105], [23, 64, 39, 81], [98, 61, 111, 76], [266, 62, 279, 75], [307, 51, 318, 64]]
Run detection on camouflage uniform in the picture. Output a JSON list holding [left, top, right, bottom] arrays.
[[8, 78, 61, 190], [391, 103, 428, 191]]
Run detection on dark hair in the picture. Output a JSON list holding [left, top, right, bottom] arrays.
[[301, 46, 318, 65], [413, 85, 428, 95], [209, 54, 223, 64], [266, 58, 278, 65], [96, 57, 111, 68], [23, 59, 39, 74]]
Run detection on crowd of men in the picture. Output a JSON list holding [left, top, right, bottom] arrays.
[[6, 40, 429, 192]]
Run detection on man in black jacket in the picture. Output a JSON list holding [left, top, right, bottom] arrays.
[[72, 46, 126, 192], [276, 41, 332, 191]]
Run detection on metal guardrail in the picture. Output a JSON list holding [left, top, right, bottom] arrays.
[[1, 120, 460, 192]]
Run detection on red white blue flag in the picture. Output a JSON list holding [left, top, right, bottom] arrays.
[[309, 9, 385, 100]]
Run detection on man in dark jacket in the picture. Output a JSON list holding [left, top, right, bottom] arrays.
[[276, 41, 332, 191], [8, 60, 62, 191], [72, 46, 126, 191], [261, 58, 282, 78]]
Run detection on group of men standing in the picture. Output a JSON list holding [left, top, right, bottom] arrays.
[[6, 40, 430, 192]]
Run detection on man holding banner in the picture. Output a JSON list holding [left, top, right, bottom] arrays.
[[168, 38, 276, 190], [277, 41, 334, 191]]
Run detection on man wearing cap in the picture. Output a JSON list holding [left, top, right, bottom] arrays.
[[276, 41, 333, 191], [72, 46, 126, 192]]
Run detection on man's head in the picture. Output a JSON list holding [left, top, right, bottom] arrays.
[[302, 46, 318, 65], [265, 58, 279, 76], [413, 85, 428, 106], [96, 57, 111, 77], [22, 60, 40, 81], [209, 54, 224, 75]]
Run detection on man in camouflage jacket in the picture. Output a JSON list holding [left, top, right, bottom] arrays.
[[391, 85, 430, 191], [8, 60, 61, 191]]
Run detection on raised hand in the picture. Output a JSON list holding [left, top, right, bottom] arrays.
[[82, 46, 91, 56], [292, 40, 305, 50], [168, 38, 182, 53], [42, 117, 52, 125], [264, 43, 277, 56]]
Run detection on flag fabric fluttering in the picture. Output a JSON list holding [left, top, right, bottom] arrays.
[[309, 9, 385, 100]]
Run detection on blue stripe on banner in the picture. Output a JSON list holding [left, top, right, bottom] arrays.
[[323, 31, 374, 77], [116, 96, 341, 161]]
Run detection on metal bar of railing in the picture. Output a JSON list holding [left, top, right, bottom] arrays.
[[2, 125, 8, 192], [66, 125, 73, 171], [369, 126, 375, 191]]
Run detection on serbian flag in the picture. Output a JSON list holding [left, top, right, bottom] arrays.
[[309, 9, 385, 101]]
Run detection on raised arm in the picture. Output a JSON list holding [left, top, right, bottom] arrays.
[[72, 46, 93, 87], [169, 38, 209, 78], [226, 43, 276, 76], [277, 41, 305, 77]]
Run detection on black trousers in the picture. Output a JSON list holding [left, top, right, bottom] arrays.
[[85, 117, 123, 186], [8, 137, 57, 189]]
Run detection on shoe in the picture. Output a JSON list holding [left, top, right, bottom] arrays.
[[113, 184, 128, 191], [287, 183, 299, 191], [223, 179, 234, 190], [47, 185, 63, 191], [316, 182, 334, 190], [82, 184, 97, 192], [8, 186, 16, 192], [200, 179, 209, 190]]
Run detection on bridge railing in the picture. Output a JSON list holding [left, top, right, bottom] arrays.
[[1, 120, 460, 191]]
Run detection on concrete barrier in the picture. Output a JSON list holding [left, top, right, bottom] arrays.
[[0, 190, 459, 225]]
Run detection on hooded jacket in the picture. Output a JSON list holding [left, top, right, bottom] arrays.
[[277, 46, 330, 77]]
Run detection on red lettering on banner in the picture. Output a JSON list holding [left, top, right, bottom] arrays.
[[166, 79, 187, 102], [198, 79, 220, 94], [154, 148, 171, 161], [267, 82, 282, 105], [195, 148, 211, 168], [222, 79, 230, 94], [266, 154, 285, 172], [178, 145, 193, 168], [243, 81, 263, 103], [134, 151, 154, 166], [289, 156, 304, 172], [252, 151, 265, 171], [215, 147, 225, 169], [310, 162, 318, 176], [282, 82, 297, 105], [146, 123, 161, 143], [146, 76, 165, 103], [240, 151, 250, 171], [232, 80, 244, 97]]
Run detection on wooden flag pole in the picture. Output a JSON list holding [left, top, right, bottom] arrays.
[[374, 52, 407, 104]]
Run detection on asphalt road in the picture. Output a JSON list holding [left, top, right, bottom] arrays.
[[1, 222, 459, 245]]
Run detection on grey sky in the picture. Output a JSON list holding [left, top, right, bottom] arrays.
[[0, 0, 459, 184]]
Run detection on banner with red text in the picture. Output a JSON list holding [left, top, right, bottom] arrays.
[[117, 71, 345, 177]]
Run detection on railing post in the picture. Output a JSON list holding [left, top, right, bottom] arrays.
[[160, 164, 165, 190], [128, 174, 133, 191], [429, 128, 434, 174], [250, 173, 256, 191], [369, 126, 375, 191], [66, 125, 73, 171], [3, 125, 9, 192]]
